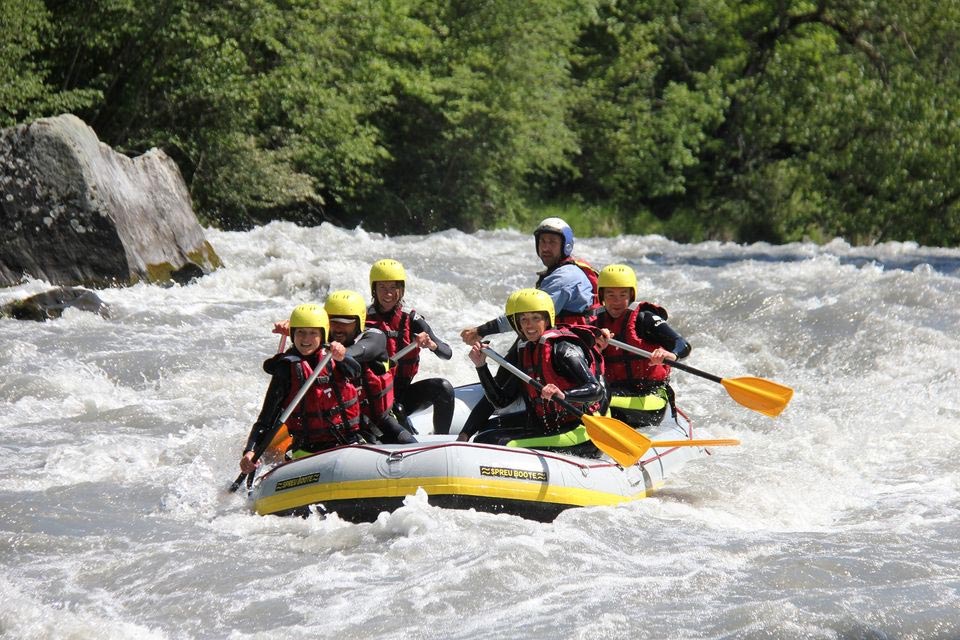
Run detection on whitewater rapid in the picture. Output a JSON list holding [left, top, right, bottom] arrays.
[[1, 222, 958, 639]]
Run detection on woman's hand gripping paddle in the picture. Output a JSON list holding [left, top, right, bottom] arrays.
[[605, 337, 793, 417], [228, 349, 335, 493], [480, 347, 738, 467]]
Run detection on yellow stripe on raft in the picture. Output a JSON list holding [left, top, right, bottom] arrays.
[[255, 475, 657, 515]]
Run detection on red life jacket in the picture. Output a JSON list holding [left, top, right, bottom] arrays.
[[570, 256, 601, 308], [517, 328, 603, 433], [593, 301, 671, 388], [537, 256, 602, 325], [359, 362, 395, 420], [366, 304, 419, 387], [285, 357, 361, 447]]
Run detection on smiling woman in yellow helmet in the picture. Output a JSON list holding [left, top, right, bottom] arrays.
[[365, 259, 455, 434], [591, 264, 691, 427], [457, 288, 606, 454], [239, 304, 362, 474]]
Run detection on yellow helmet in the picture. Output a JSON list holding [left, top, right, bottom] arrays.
[[288, 304, 329, 341], [598, 264, 638, 301], [324, 290, 367, 327], [369, 259, 406, 296], [505, 288, 555, 334]]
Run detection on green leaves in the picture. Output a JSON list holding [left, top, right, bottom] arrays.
[[0, 0, 100, 127], [2, 0, 957, 245]]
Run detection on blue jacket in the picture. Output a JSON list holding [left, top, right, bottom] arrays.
[[478, 262, 593, 337]]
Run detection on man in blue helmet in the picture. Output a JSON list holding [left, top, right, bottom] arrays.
[[458, 218, 600, 440], [459, 217, 599, 345]]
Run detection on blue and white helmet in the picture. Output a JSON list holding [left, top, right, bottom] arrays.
[[533, 217, 574, 257]]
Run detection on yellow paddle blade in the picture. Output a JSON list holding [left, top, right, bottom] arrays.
[[581, 415, 653, 467], [263, 425, 292, 463], [720, 376, 794, 417]]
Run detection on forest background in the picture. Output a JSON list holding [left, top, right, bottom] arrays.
[[3, 0, 959, 246]]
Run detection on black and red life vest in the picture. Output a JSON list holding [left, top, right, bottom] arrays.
[[285, 357, 361, 448], [517, 327, 604, 433], [535, 256, 601, 325], [592, 301, 671, 388], [358, 362, 394, 420], [366, 304, 419, 387]]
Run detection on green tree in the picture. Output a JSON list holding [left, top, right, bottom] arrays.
[[562, 0, 960, 245], [360, 0, 594, 233], [252, 0, 434, 230], [567, 0, 733, 234], [0, 0, 98, 127], [45, 1, 316, 227], [717, 1, 960, 244], [10, 0, 959, 245]]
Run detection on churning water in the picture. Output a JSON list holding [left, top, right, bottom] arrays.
[[1, 222, 958, 639]]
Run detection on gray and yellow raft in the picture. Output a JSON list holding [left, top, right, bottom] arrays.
[[249, 384, 712, 522]]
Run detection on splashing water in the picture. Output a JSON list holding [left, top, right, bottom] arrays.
[[1, 222, 958, 639]]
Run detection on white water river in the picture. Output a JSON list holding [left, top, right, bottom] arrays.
[[1, 222, 958, 639]]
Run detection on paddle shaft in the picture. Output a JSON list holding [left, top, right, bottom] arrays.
[[605, 337, 721, 383], [481, 347, 587, 418], [389, 341, 418, 363], [229, 349, 334, 492], [480, 345, 741, 465], [605, 336, 793, 418]]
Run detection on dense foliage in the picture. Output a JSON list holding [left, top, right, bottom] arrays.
[[3, 0, 958, 245]]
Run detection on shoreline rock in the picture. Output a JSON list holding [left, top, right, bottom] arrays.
[[1, 114, 221, 289]]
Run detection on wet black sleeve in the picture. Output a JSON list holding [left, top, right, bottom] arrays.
[[243, 366, 292, 453], [261, 351, 288, 374], [552, 341, 604, 404], [477, 318, 499, 337], [635, 311, 692, 359], [476, 342, 522, 408], [345, 328, 389, 364], [410, 313, 453, 360]]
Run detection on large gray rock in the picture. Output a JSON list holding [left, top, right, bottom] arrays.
[[0, 114, 221, 288]]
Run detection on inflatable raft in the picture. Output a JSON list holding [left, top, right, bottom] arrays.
[[249, 384, 715, 522]]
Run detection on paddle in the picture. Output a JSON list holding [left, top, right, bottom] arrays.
[[605, 337, 793, 418], [480, 347, 738, 467], [389, 341, 418, 364], [228, 349, 335, 493]]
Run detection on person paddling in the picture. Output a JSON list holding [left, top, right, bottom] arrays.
[[458, 218, 600, 436], [592, 264, 691, 427], [457, 289, 606, 455], [324, 290, 419, 445], [365, 259, 455, 434], [239, 304, 361, 474]]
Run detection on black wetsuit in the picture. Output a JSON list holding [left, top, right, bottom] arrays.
[[596, 306, 691, 427], [368, 305, 456, 435], [343, 328, 418, 444]]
